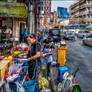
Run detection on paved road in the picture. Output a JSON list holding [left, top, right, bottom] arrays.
[[66, 39, 92, 92]]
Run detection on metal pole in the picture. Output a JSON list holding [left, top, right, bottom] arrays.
[[28, 3, 33, 34]]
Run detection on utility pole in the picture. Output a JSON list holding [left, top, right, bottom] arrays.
[[34, 0, 40, 34], [28, 0, 40, 34], [28, 0, 35, 34]]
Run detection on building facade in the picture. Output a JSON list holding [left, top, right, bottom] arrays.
[[39, 0, 52, 29], [0, 0, 29, 42], [0, 0, 41, 41], [40, 0, 44, 13], [69, 0, 92, 25]]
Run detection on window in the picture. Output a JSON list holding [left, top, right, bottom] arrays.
[[87, 35, 92, 38], [84, 31, 89, 33]]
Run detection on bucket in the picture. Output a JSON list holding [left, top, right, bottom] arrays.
[[22, 80, 35, 92]]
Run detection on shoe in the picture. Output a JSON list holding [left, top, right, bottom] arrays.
[[51, 61, 57, 67]]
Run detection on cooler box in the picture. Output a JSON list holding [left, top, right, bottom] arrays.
[[58, 66, 68, 82]]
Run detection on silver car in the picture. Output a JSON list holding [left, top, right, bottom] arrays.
[[83, 34, 92, 46], [64, 31, 76, 40]]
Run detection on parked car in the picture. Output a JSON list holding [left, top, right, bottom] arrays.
[[61, 31, 66, 39], [77, 31, 89, 38], [48, 28, 61, 42], [64, 31, 76, 40], [83, 34, 92, 47]]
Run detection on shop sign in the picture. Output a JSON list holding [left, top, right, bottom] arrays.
[[18, 18, 26, 21], [0, 2, 27, 18]]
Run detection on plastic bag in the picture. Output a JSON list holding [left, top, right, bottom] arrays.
[[5, 83, 11, 92], [9, 63, 22, 75], [16, 82, 25, 92]]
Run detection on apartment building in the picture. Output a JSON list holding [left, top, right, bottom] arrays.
[[69, 0, 92, 25]]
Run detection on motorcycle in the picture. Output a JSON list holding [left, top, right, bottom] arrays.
[[58, 68, 82, 92]]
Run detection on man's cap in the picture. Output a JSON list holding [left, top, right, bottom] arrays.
[[27, 34, 36, 39]]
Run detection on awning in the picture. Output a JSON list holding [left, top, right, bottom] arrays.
[[86, 25, 92, 30], [0, 2, 27, 18]]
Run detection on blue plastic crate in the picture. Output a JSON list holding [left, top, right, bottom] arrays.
[[58, 66, 69, 82]]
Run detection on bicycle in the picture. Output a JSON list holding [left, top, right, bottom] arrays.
[[58, 68, 82, 92]]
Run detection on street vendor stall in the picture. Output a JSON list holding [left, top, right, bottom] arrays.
[[0, 56, 13, 80]]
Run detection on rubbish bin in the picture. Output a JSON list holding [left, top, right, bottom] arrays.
[[57, 45, 66, 67]]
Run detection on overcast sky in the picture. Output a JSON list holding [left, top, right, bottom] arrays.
[[51, 0, 76, 12]]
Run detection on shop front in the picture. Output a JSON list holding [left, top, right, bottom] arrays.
[[0, 1, 27, 42]]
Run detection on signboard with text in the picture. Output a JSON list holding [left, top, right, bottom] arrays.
[[0, 2, 27, 18]]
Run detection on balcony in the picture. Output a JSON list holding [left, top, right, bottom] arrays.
[[70, 5, 86, 14], [83, 18, 92, 22], [70, 8, 80, 14], [79, 4, 86, 9], [79, 11, 87, 16]]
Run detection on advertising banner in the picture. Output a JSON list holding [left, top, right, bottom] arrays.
[[0, 2, 27, 18], [57, 7, 67, 19]]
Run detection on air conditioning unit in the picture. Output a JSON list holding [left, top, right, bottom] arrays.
[[7, 0, 17, 3]]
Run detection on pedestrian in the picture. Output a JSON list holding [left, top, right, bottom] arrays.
[[20, 34, 41, 79], [41, 39, 54, 80], [0, 50, 4, 59], [23, 28, 28, 42]]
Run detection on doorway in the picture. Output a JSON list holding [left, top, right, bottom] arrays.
[[20, 23, 25, 42]]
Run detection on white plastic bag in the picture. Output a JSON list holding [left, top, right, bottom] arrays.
[[16, 82, 25, 92], [5, 83, 11, 92]]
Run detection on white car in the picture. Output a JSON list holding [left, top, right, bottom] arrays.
[[83, 34, 92, 47], [77, 31, 89, 38]]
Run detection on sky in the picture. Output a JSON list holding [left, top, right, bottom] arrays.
[[51, 0, 76, 12]]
